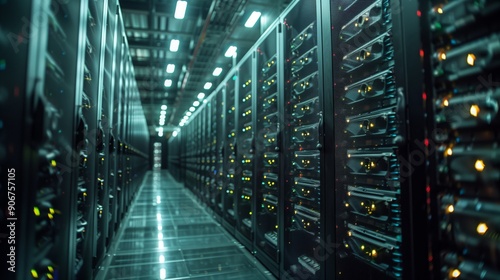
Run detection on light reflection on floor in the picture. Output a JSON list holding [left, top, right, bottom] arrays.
[[96, 171, 274, 280]]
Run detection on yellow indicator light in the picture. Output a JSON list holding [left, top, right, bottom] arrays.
[[437, 7, 444, 14], [477, 223, 488, 235], [445, 147, 453, 156], [51, 160, 57, 167], [475, 159, 485, 172], [48, 213, 54, 219], [48, 266, 54, 273], [446, 205, 454, 213], [275, 225, 278, 229], [47, 273, 54, 280], [470, 104, 480, 117], [371, 249, 377, 257], [443, 99, 449, 107], [348, 231, 352, 236], [361, 245, 365, 250], [451, 269, 461, 278], [31, 269, 39, 278], [439, 52, 447, 61], [49, 208, 55, 214], [34, 207, 41, 216], [345, 203, 349, 207], [467, 53, 476, 66]]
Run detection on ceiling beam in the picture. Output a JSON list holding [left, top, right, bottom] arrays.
[[132, 58, 186, 66], [126, 27, 194, 37]]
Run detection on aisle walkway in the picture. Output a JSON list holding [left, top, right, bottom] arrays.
[[96, 171, 275, 280]]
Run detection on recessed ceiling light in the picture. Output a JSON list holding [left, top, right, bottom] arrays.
[[174, 1, 187, 19], [197, 92, 205, 100], [166, 64, 175, 73], [186, 111, 192, 116], [189, 106, 196, 112], [169, 39, 180, 52], [245, 11, 261, 28], [204, 82, 212, 90], [212, 67, 223, 76], [193, 101, 200, 107], [160, 110, 166, 115], [161, 104, 167, 110], [164, 79, 172, 87], [225, 46, 237, 57], [183, 116, 189, 120], [172, 131, 178, 137]]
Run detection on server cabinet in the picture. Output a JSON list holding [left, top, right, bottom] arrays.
[[80, 0, 107, 277], [282, 1, 324, 278], [255, 24, 281, 274], [208, 97, 219, 210], [214, 89, 225, 216], [236, 54, 255, 244], [331, 0, 427, 279], [1, 0, 87, 278], [224, 75, 238, 230], [422, 1, 500, 279]]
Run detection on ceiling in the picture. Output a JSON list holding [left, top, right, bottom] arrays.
[[120, 0, 293, 138]]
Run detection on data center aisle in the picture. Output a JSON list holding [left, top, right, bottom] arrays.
[[96, 171, 275, 280]]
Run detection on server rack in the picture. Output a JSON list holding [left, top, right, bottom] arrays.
[[330, 0, 428, 279], [255, 23, 281, 276], [0, 1, 149, 279], [281, 1, 324, 278], [224, 73, 238, 232], [235, 53, 255, 247], [175, 0, 500, 279], [422, 1, 500, 279], [215, 88, 225, 217]]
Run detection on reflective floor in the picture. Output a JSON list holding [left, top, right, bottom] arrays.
[[95, 171, 275, 280]]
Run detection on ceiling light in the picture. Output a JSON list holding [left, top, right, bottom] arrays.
[[170, 39, 180, 52], [204, 82, 212, 90], [179, 122, 185, 127], [159, 121, 165, 126], [161, 104, 167, 110], [225, 46, 237, 57], [244, 11, 261, 28], [172, 131, 178, 137], [193, 101, 200, 107], [160, 110, 166, 115], [164, 79, 172, 87], [166, 64, 175, 73], [186, 111, 192, 116], [213, 67, 223, 76], [183, 116, 189, 120], [158, 131, 163, 137], [174, 1, 187, 19], [189, 106, 195, 112], [197, 92, 205, 100]]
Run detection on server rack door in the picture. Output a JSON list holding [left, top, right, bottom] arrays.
[[423, 1, 500, 279], [282, 0, 323, 278], [255, 25, 280, 272], [236, 55, 255, 244], [224, 76, 237, 230]]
